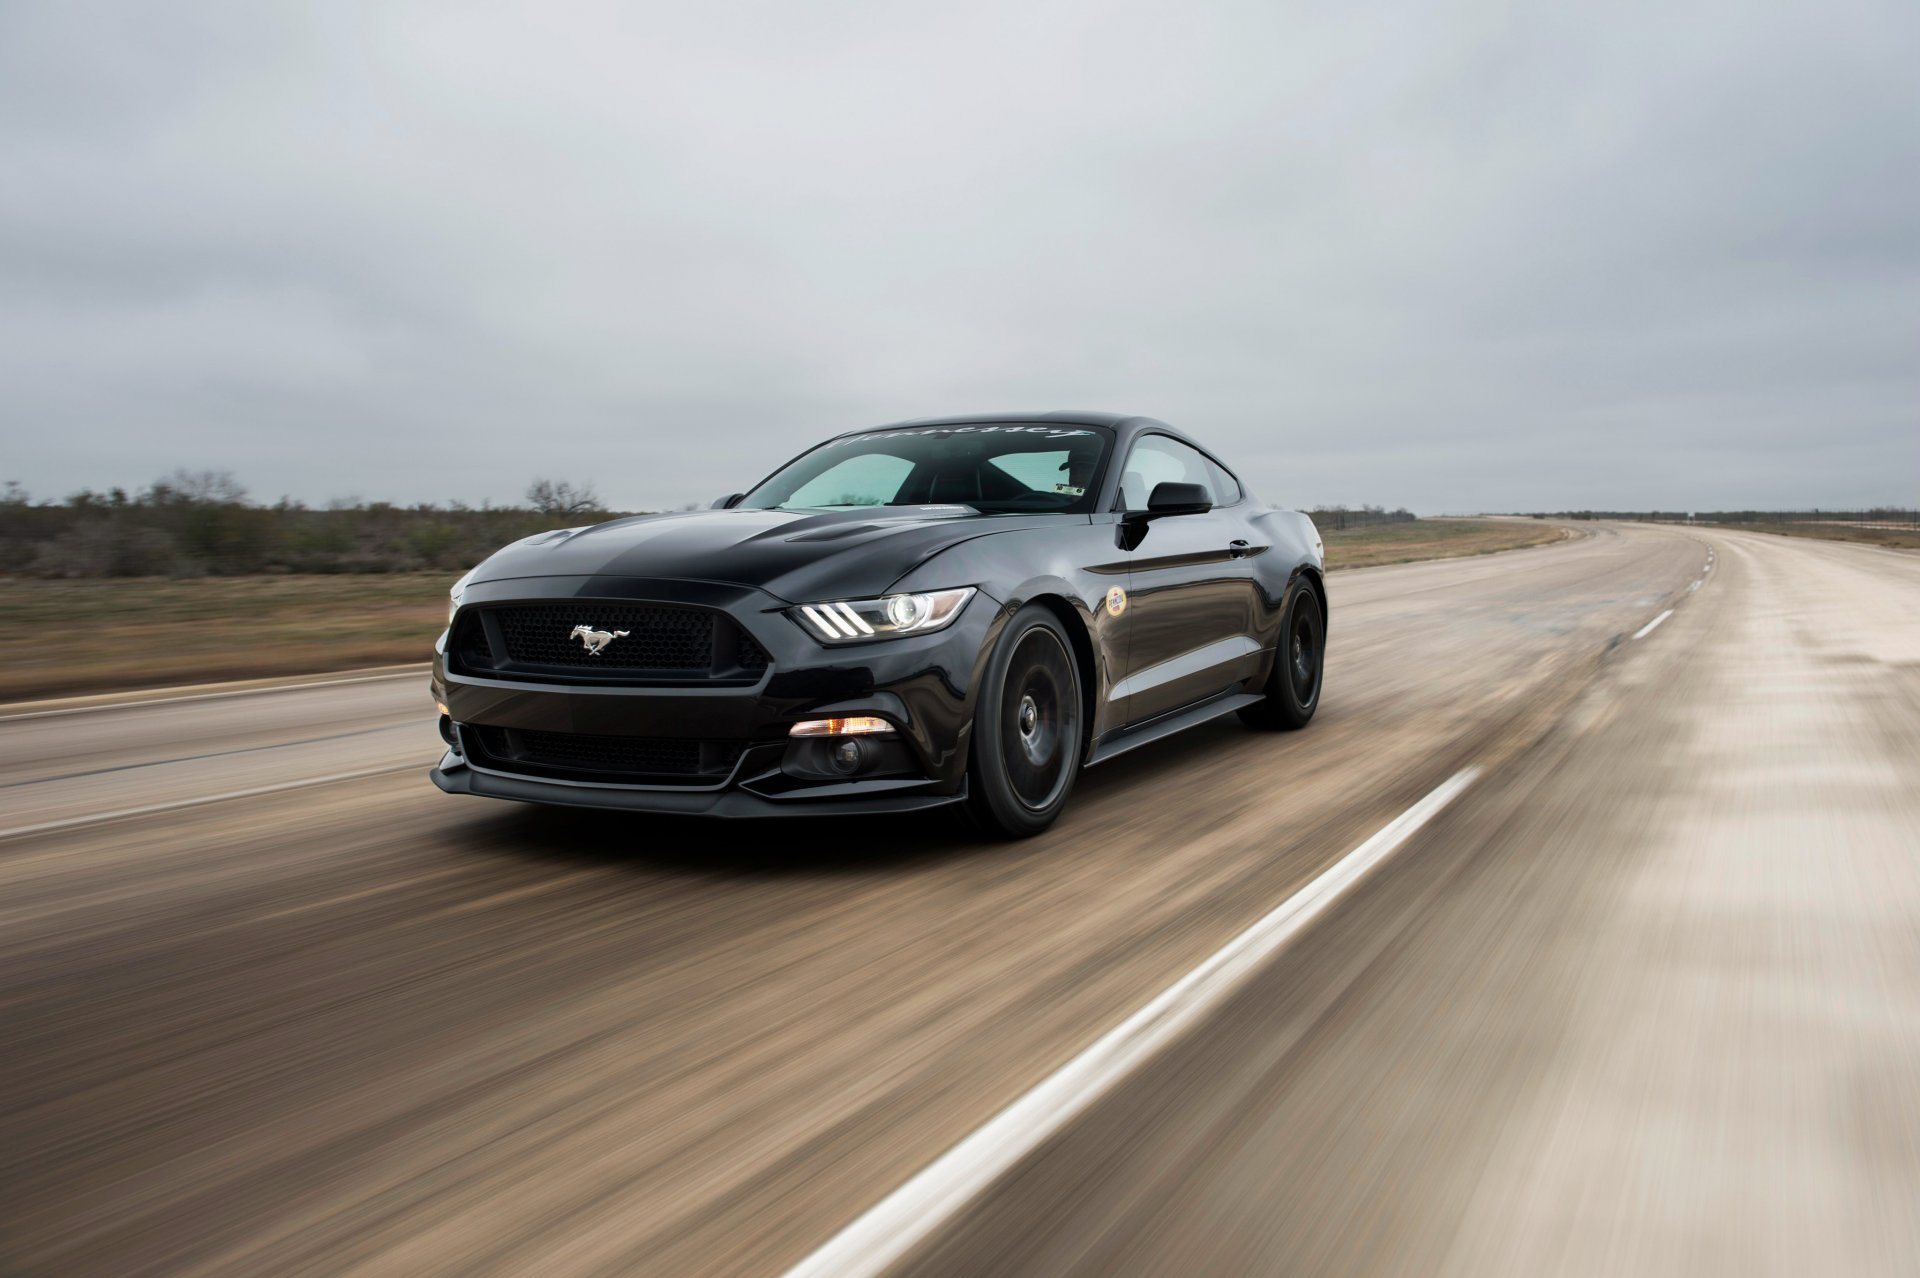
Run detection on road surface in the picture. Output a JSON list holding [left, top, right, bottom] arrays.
[[3, 524, 1917, 1276]]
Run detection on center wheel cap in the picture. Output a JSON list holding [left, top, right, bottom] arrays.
[[1017, 695, 1038, 736]]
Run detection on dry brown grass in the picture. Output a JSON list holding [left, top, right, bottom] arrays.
[[0, 519, 1577, 701], [1701, 522, 1920, 551], [0, 574, 448, 702], [1322, 517, 1574, 570]]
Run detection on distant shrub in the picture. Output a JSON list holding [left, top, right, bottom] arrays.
[[30, 522, 179, 577], [0, 475, 640, 578], [1307, 504, 1416, 531]]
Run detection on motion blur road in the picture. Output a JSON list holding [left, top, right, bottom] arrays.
[[4, 524, 1918, 1276]]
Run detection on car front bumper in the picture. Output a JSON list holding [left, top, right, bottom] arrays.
[[429, 752, 968, 817], [429, 574, 1002, 815]]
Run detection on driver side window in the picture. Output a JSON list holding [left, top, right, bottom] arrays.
[[1117, 436, 1219, 511]]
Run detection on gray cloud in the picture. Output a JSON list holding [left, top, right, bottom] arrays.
[[3, 0, 1916, 514]]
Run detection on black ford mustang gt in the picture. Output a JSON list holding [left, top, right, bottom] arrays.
[[431, 411, 1326, 837]]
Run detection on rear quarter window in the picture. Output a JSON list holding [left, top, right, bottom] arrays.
[[1205, 457, 1243, 504]]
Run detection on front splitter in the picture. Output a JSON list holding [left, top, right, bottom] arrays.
[[430, 761, 966, 819]]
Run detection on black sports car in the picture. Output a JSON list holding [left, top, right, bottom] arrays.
[[430, 411, 1326, 837]]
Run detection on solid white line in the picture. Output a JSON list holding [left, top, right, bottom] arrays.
[[0, 764, 418, 840], [1632, 609, 1674, 640], [780, 766, 1482, 1278], [0, 668, 427, 723]]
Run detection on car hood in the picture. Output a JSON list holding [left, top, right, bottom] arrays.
[[469, 506, 1059, 602]]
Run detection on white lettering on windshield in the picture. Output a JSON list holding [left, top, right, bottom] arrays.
[[824, 426, 1096, 448]]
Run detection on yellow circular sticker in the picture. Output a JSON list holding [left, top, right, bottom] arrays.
[[1105, 586, 1128, 617]]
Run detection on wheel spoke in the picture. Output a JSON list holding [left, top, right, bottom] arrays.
[[1289, 604, 1320, 704], [1000, 629, 1077, 810]]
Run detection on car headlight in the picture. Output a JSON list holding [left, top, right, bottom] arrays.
[[789, 587, 975, 643], [448, 569, 476, 624]]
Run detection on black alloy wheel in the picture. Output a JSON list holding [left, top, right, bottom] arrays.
[[1287, 594, 1321, 706], [966, 606, 1084, 838], [1240, 579, 1324, 731]]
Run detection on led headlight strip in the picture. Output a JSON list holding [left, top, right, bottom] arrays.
[[790, 587, 975, 643]]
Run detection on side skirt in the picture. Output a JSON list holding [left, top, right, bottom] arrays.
[[1084, 691, 1264, 768]]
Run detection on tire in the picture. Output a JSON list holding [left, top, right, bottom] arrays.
[[1239, 579, 1324, 731], [964, 605, 1084, 839]]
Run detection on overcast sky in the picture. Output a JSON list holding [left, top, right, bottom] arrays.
[[4, 0, 1916, 514]]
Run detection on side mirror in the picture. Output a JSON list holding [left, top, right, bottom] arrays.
[[710, 493, 745, 509], [1142, 481, 1212, 518]]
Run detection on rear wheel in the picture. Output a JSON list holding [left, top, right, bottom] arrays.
[[1239, 579, 1323, 731], [965, 606, 1083, 839]]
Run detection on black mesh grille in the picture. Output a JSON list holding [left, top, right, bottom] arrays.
[[451, 611, 492, 669], [468, 726, 743, 783], [450, 600, 772, 684], [737, 629, 771, 671], [494, 604, 713, 669]]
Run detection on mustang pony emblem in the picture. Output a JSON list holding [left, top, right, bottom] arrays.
[[569, 624, 630, 655]]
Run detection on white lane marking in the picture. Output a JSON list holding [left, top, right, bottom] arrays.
[[1688, 580, 1701, 593], [781, 767, 1482, 1278], [0, 668, 428, 723], [1632, 609, 1674, 640], [0, 764, 419, 840]]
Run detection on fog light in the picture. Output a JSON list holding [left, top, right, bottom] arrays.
[[778, 733, 916, 782], [790, 716, 894, 737], [830, 738, 864, 774]]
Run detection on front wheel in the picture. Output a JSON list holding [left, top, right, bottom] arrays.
[[1239, 579, 1324, 731], [964, 606, 1084, 839]]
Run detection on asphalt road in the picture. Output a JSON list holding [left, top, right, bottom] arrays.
[[4, 524, 1916, 1276]]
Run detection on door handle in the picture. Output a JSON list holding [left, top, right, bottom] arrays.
[[1228, 539, 1251, 558]]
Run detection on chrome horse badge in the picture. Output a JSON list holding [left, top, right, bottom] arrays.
[[570, 624, 630, 655]]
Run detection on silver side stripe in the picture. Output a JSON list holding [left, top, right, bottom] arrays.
[[1108, 634, 1263, 701]]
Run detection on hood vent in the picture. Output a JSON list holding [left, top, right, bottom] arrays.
[[784, 523, 883, 543]]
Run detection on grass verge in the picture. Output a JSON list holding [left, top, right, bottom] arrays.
[[1321, 517, 1574, 570], [1698, 522, 1920, 551], [1, 519, 1574, 701], [0, 574, 449, 703]]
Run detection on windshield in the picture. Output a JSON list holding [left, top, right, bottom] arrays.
[[739, 424, 1114, 515]]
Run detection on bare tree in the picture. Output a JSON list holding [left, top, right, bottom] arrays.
[[525, 477, 604, 515], [153, 469, 248, 505]]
